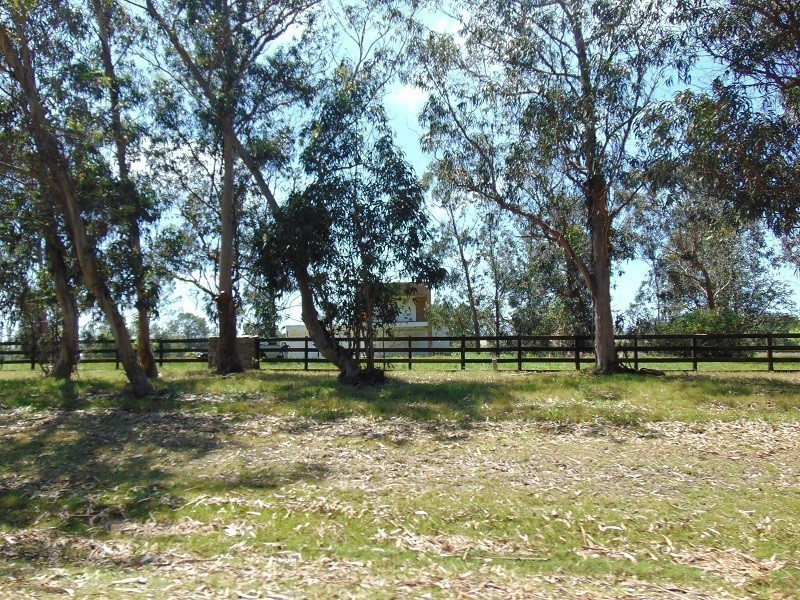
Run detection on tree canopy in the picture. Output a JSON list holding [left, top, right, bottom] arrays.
[[1, 0, 798, 388]]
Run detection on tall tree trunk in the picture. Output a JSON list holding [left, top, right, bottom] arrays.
[[44, 229, 79, 379], [487, 217, 502, 355], [53, 154, 152, 394], [91, 0, 159, 378], [588, 175, 617, 374], [573, 10, 617, 374], [216, 132, 242, 374], [0, 23, 154, 396], [134, 249, 158, 376]]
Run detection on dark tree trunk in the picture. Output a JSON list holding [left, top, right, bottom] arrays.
[[365, 290, 375, 371], [295, 266, 366, 383], [136, 302, 159, 377], [44, 231, 79, 379], [587, 175, 617, 374]]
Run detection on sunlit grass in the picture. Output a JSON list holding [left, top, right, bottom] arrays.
[[2, 366, 800, 425]]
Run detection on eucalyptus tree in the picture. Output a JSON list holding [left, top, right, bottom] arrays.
[[410, 0, 678, 373], [633, 177, 795, 328], [430, 189, 594, 341], [144, 0, 318, 374], [147, 0, 433, 381], [89, 0, 159, 377], [505, 229, 595, 338], [433, 192, 483, 341], [0, 42, 82, 376], [256, 64, 444, 379], [659, 1, 800, 237], [0, 0, 153, 394], [686, 0, 799, 111], [0, 177, 79, 374]]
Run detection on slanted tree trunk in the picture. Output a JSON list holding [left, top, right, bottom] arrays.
[[91, 0, 159, 378], [0, 22, 154, 396], [143, 2, 373, 383], [295, 266, 364, 381], [688, 253, 717, 311], [44, 228, 79, 379], [216, 132, 243, 374]]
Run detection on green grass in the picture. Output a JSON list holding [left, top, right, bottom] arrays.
[[1, 368, 799, 597], [2, 365, 800, 424]]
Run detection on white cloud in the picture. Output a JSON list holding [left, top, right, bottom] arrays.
[[386, 84, 429, 112]]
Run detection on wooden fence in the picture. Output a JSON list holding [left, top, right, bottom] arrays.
[[2, 333, 800, 372]]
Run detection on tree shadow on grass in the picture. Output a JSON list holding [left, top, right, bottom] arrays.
[[260, 372, 516, 421], [158, 370, 511, 421], [0, 409, 230, 535]]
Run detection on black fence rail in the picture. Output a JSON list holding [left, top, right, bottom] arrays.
[[3, 333, 800, 372]]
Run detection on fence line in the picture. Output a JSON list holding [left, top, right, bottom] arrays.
[[2, 333, 800, 372]]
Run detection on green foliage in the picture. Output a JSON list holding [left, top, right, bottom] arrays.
[[256, 64, 444, 350], [652, 0, 800, 238], [410, 0, 681, 371], [426, 300, 482, 338], [646, 85, 800, 236], [152, 312, 211, 340], [684, 0, 800, 112], [660, 309, 750, 336], [631, 179, 796, 331], [659, 309, 797, 336]]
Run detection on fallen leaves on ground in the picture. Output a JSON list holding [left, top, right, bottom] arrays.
[[1, 407, 798, 598]]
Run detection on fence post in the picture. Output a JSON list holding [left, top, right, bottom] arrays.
[[633, 335, 639, 371], [517, 335, 522, 371], [692, 335, 698, 371], [158, 339, 164, 367], [574, 335, 581, 371], [304, 337, 309, 371], [460, 336, 466, 371], [30, 343, 36, 370], [408, 336, 413, 370], [767, 335, 774, 372], [115, 348, 120, 370]]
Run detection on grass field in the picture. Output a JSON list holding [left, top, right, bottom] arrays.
[[1, 367, 799, 598]]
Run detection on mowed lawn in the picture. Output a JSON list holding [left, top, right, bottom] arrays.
[[1, 367, 799, 598]]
